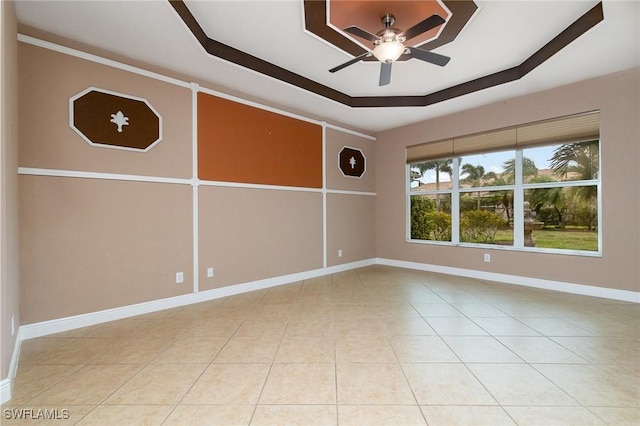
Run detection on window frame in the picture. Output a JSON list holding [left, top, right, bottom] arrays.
[[407, 142, 602, 257]]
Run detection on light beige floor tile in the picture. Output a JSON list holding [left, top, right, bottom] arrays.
[[496, 336, 588, 363], [275, 336, 335, 363], [426, 317, 488, 335], [214, 336, 281, 363], [505, 406, 605, 425], [164, 405, 254, 426], [467, 364, 577, 406], [90, 337, 174, 364], [420, 406, 516, 426], [9, 364, 84, 405], [76, 405, 173, 425], [381, 317, 436, 336], [105, 363, 206, 405], [251, 405, 337, 425], [450, 303, 508, 317], [259, 363, 336, 404], [403, 363, 497, 405], [185, 318, 244, 337], [412, 303, 464, 317], [517, 317, 593, 336], [550, 337, 640, 365], [28, 364, 143, 405], [181, 363, 270, 405], [338, 405, 426, 426], [284, 318, 334, 337], [0, 405, 95, 425], [20, 338, 112, 365], [336, 363, 415, 404], [587, 407, 640, 426], [234, 318, 288, 337], [333, 317, 387, 336], [390, 336, 459, 363], [533, 363, 640, 407], [471, 317, 541, 336], [335, 336, 397, 363], [442, 336, 523, 363], [139, 318, 196, 338], [152, 336, 229, 364]]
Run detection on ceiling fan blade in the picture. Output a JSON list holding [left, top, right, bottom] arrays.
[[329, 52, 371, 73], [379, 62, 392, 86], [401, 14, 446, 42], [344, 26, 379, 43], [407, 47, 451, 67]]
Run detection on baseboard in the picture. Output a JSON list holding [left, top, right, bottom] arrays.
[[0, 378, 11, 404], [376, 258, 640, 303], [19, 258, 375, 341], [0, 329, 22, 404]]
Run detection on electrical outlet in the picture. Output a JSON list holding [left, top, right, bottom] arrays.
[[11, 315, 15, 336], [338, 249, 343, 258], [207, 267, 214, 278], [484, 253, 491, 263], [176, 272, 184, 283]]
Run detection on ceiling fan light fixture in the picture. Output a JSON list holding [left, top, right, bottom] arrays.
[[372, 41, 405, 63]]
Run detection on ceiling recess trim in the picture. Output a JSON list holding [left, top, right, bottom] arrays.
[[168, 1, 603, 109]]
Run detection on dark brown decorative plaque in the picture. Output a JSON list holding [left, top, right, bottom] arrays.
[[339, 146, 366, 178], [70, 87, 162, 151]]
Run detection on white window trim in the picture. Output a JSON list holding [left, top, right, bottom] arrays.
[[407, 144, 602, 257]]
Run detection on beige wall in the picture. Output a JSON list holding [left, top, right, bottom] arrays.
[[16, 38, 377, 327], [19, 176, 193, 324], [376, 69, 640, 293], [198, 186, 324, 290], [1, 0, 20, 381], [327, 193, 376, 266], [19, 43, 192, 179]]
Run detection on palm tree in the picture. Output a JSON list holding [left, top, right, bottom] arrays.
[[415, 159, 453, 211], [460, 164, 496, 209], [550, 140, 599, 201], [502, 157, 538, 184]]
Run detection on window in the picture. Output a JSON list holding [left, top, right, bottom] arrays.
[[407, 112, 601, 255]]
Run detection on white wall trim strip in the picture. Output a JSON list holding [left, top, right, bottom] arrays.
[[327, 189, 376, 196], [376, 258, 640, 303], [191, 83, 199, 294], [18, 259, 375, 341], [198, 179, 324, 193], [18, 167, 191, 185], [17, 34, 191, 89], [325, 122, 376, 140]]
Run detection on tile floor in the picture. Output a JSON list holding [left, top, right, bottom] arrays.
[[2, 266, 639, 425]]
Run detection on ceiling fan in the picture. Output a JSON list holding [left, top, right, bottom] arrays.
[[329, 13, 451, 86]]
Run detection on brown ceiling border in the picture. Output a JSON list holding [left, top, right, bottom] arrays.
[[168, 1, 603, 109]]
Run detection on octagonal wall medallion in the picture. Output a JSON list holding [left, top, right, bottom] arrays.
[[339, 146, 366, 178], [70, 87, 163, 152]]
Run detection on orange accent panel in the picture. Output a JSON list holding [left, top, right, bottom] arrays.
[[198, 93, 323, 188]]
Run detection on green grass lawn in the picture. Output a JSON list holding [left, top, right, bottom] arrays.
[[491, 229, 598, 251], [532, 229, 598, 251]]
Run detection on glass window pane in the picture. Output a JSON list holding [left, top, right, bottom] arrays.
[[410, 194, 452, 242], [459, 190, 513, 245], [524, 186, 598, 251], [410, 159, 454, 192], [523, 140, 599, 183], [459, 150, 515, 188]]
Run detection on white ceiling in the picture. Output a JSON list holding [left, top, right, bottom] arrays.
[[14, 0, 640, 134]]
